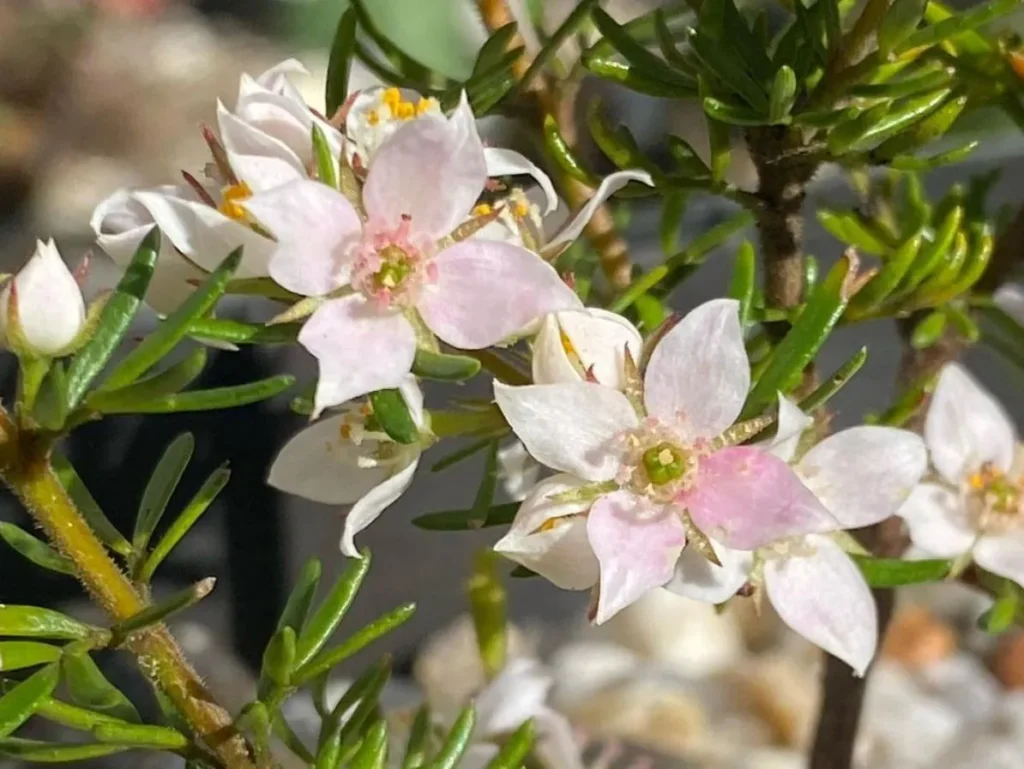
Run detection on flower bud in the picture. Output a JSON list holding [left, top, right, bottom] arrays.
[[0, 239, 86, 357], [531, 308, 642, 390]]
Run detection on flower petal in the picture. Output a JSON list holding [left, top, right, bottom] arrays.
[[484, 147, 558, 214], [475, 658, 552, 736], [496, 441, 541, 502], [797, 426, 928, 528], [418, 239, 581, 349], [546, 170, 654, 250], [665, 538, 753, 604], [494, 474, 599, 590], [995, 283, 1024, 326], [898, 482, 976, 557], [133, 190, 274, 277], [533, 308, 643, 390], [340, 457, 419, 558], [91, 188, 207, 314], [765, 395, 813, 463], [535, 709, 585, 769], [974, 532, 1024, 587], [217, 101, 306, 191], [243, 180, 362, 296], [362, 93, 486, 239], [267, 415, 389, 505], [299, 295, 417, 415], [683, 446, 838, 550], [643, 299, 749, 441], [587, 491, 687, 624], [494, 381, 638, 482], [764, 534, 878, 676], [926, 363, 1017, 483]]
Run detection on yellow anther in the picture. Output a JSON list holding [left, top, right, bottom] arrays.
[[969, 472, 986, 490], [339, 423, 352, 440], [395, 101, 416, 120], [472, 203, 494, 216], [559, 330, 577, 357], [538, 517, 569, 533], [366, 108, 380, 126], [416, 97, 438, 115], [382, 87, 402, 108], [217, 182, 253, 222]]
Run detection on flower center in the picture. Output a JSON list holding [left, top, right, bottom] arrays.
[[617, 418, 699, 503], [336, 401, 408, 469], [965, 462, 1024, 532], [350, 218, 436, 309], [218, 182, 253, 222]]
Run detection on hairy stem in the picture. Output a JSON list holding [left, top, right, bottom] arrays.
[[0, 413, 255, 769]]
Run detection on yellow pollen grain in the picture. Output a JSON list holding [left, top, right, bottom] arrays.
[[513, 200, 531, 217], [217, 182, 253, 222], [472, 203, 493, 216], [395, 101, 416, 120], [382, 88, 402, 108], [416, 97, 438, 115], [969, 472, 986, 490], [559, 330, 577, 357]]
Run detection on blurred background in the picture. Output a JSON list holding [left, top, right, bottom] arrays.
[[3, 1, 1024, 767]]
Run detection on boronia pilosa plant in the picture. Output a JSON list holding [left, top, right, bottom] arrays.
[[3, 0, 1024, 767]]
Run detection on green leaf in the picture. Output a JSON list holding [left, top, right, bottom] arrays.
[[888, 141, 979, 172], [26, 693, 128, 732], [64, 228, 160, 411], [874, 95, 968, 160], [587, 101, 658, 173], [923, 227, 994, 304], [402, 706, 431, 769], [832, 89, 953, 155], [898, 0, 1020, 52], [276, 558, 323, 638], [61, 651, 140, 724], [847, 233, 923, 318], [768, 66, 798, 123], [911, 310, 948, 349], [898, 205, 963, 294], [100, 247, 242, 392], [369, 389, 420, 444], [430, 437, 495, 474], [0, 523, 74, 576], [93, 721, 188, 751], [325, 9, 357, 116], [100, 375, 294, 415], [523, 0, 601, 86], [0, 642, 61, 672], [853, 555, 951, 586], [797, 346, 868, 413], [980, 581, 1020, 633], [427, 707, 475, 769], [659, 192, 688, 256], [312, 124, 339, 190], [412, 503, 519, 531], [745, 254, 855, 414], [706, 111, 731, 185], [0, 663, 59, 738], [591, 7, 695, 90], [484, 719, 535, 769], [702, 96, 774, 126], [350, 720, 389, 769], [260, 626, 296, 690], [110, 579, 215, 643], [817, 210, 888, 255], [86, 346, 207, 414], [51, 454, 130, 557], [412, 350, 481, 382], [879, 0, 929, 56], [467, 442, 500, 530], [294, 550, 372, 670], [634, 294, 669, 331], [727, 241, 756, 327], [293, 603, 416, 685], [0, 738, 129, 763], [474, 22, 520, 77], [583, 55, 697, 98], [134, 432, 194, 551], [943, 303, 981, 343], [139, 463, 230, 583], [541, 114, 598, 186], [0, 606, 101, 642], [318, 656, 391, 757], [689, 29, 768, 111], [468, 551, 507, 678]]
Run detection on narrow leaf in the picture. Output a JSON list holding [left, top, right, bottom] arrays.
[[412, 503, 519, 531], [768, 66, 798, 123], [402, 705, 431, 769], [0, 642, 61, 672], [727, 241, 756, 327], [134, 433, 194, 551], [51, 454, 131, 557], [879, 0, 929, 56], [276, 557, 322, 638], [259, 626, 296, 692], [350, 720, 389, 769], [484, 719, 535, 769], [847, 233, 923, 318], [0, 523, 74, 576], [0, 606, 101, 642], [412, 350, 481, 382], [86, 347, 208, 414], [467, 442, 500, 530], [521, 0, 601, 86], [0, 663, 59, 738], [312, 124, 339, 190], [427, 707, 475, 769], [110, 579, 215, 642], [369, 389, 419, 445], [187, 318, 300, 345], [93, 721, 189, 751], [61, 650, 141, 724], [294, 550, 372, 669], [542, 115, 598, 186], [467, 551, 507, 677], [911, 310, 948, 349], [101, 375, 295, 415], [853, 555, 951, 586], [0, 738, 129, 763], [325, 9, 358, 116], [898, 0, 1020, 52]]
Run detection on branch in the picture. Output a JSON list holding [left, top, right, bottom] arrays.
[[0, 411, 256, 769]]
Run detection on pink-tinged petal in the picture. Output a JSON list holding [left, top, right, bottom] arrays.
[[267, 415, 389, 505], [299, 295, 417, 415], [995, 283, 1024, 326], [217, 101, 305, 191], [243, 180, 362, 296], [494, 381, 638, 482], [547, 170, 654, 250], [91, 188, 207, 315], [587, 492, 687, 624], [362, 94, 486, 239], [475, 658, 552, 736], [532, 308, 643, 390], [340, 457, 419, 558], [898, 482, 976, 557], [484, 147, 558, 214], [797, 426, 928, 528], [255, 59, 310, 92], [926, 363, 1017, 483], [764, 534, 878, 676], [133, 191, 274, 277], [644, 299, 749, 440], [494, 474, 599, 590], [974, 532, 1024, 587], [683, 446, 838, 550], [236, 75, 316, 162], [665, 538, 753, 604], [419, 240, 581, 349], [765, 395, 812, 463]]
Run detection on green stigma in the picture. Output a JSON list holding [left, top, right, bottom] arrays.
[[374, 245, 413, 290], [642, 442, 688, 486]]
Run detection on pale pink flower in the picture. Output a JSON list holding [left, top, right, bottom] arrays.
[[900, 363, 1024, 587], [669, 397, 927, 674], [494, 299, 837, 623], [532, 308, 643, 390], [244, 94, 579, 415], [268, 378, 423, 558]]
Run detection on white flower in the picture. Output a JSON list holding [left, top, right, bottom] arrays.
[[532, 308, 643, 390], [900, 363, 1024, 587], [267, 378, 424, 558], [497, 442, 540, 502], [0, 239, 85, 357]]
